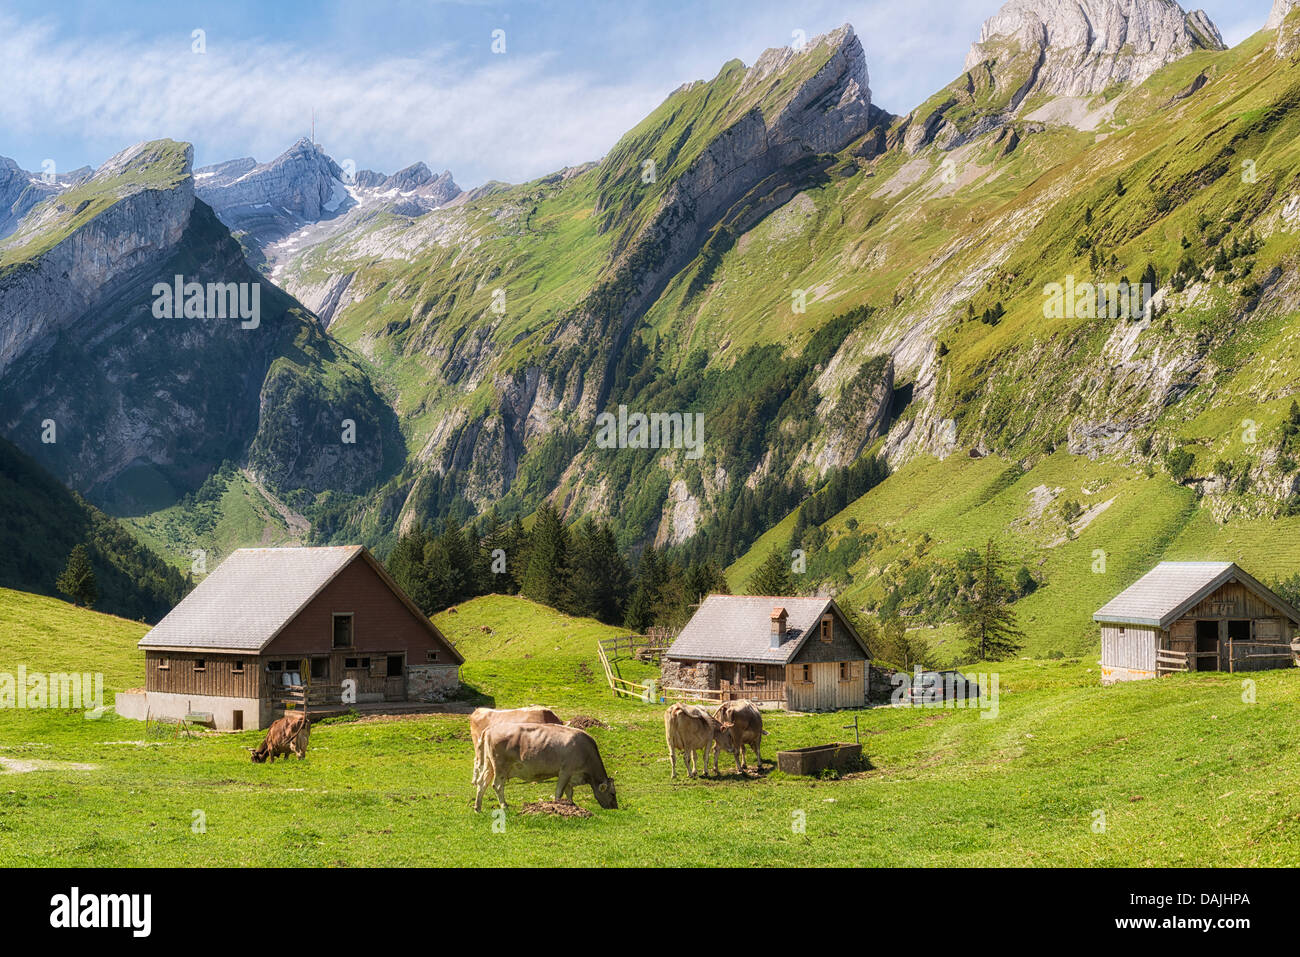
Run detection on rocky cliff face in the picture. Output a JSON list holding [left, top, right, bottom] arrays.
[[1270, 0, 1300, 56], [0, 139, 401, 511], [965, 0, 1224, 98]]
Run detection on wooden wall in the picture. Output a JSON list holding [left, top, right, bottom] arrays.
[[146, 651, 260, 697], [265, 557, 456, 660], [1100, 624, 1158, 679], [786, 660, 865, 711]]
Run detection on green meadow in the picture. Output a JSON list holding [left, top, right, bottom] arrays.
[[2, 588, 1299, 866]]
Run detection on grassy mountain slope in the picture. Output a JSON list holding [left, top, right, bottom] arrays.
[[264, 20, 1300, 597]]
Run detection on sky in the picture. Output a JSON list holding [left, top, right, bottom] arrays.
[[0, 0, 1278, 188]]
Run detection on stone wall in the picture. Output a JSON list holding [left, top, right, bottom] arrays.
[[868, 663, 901, 704], [661, 658, 716, 691], [407, 664, 461, 702]]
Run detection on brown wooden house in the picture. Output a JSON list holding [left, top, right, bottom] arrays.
[[116, 546, 463, 729], [1094, 561, 1299, 683], [662, 595, 871, 710]]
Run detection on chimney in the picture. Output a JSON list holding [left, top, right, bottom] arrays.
[[770, 607, 788, 648]]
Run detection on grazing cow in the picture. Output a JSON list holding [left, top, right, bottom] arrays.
[[712, 699, 767, 772], [250, 711, 311, 763], [664, 703, 732, 778], [475, 723, 617, 812], [469, 706, 564, 784]]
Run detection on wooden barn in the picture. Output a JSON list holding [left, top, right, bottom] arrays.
[[1093, 561, 1300, 684], [661, 595, 871, 711], [116, 546, 463, 729]]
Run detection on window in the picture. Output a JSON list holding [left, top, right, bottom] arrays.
[[386, 655, 404, 678], [801, 664, 811, 682], [360, 657, 371, 669], [840, 662, 850, 681], [157, 657, 169, 671], [333, 613, 354, 649], [232, 660, 244, 674], [1119, 626, 1126, 636], [345, 657, 359, 669], [426, 650, 439, 662], [194, 659, 206, 672], [745, 664, 757, 681], [820, 616, 833, 643], [268, 660, 283, 672], [310, 657, 328, 681]]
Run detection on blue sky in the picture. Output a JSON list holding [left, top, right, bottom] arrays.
[[0, 0, 1278, 187]]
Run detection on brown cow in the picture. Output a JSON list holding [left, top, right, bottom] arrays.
[[250, 711, 311, 763], [712, 699, 767, 772], [475, 723, 617, 812], [664, 703, 732, 778], [469, 706, 563, 784]]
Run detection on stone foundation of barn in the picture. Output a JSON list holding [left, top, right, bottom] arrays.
[[660, 659, 716, 691], [406, 663, 461, 701]]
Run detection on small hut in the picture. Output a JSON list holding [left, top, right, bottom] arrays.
[[1093, 562, 1299, 683], [662, 595, 871, 710]]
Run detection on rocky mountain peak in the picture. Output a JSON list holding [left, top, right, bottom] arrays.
[[965, 0, 1225, 98], [740, 24, 871, 112]]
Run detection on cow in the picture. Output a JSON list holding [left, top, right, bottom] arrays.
[[469, 706, 564, 784], [711, 699, 767, 772], [664, 702, 732, 778], [474, 723, 617, 812], [250, 711, 311, 763]]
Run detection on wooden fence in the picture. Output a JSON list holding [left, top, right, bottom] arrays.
[[1159, 643, 1296, 676], [596, 636, 662, 700]]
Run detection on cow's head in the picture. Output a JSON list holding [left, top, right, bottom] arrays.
[[249, 745, 269, 764], [712, 720, 738, 754], [595, 777, 618, 810]]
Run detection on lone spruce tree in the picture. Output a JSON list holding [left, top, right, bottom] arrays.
[[56, 544, 99, 608], [958, 539, 1023, 662], [748, 545, 795, 596]]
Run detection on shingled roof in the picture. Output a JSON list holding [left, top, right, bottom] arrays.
[[139, 546, 459, 659], [1093, 561, 1300, 629], [665, 595, 869, 665]]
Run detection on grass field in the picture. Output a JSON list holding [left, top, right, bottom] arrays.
[[3, 587, 1300, 866]]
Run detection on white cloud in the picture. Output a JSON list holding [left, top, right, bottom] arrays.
[[0, 15, 665, 185]]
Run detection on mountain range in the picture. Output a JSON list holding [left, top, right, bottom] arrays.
[[3, 0, 1300, 644]]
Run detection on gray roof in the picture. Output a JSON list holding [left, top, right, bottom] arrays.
[[666, 595, 868, 665], [1093, 561, 1300, 629], [140, 546, 366, 651]]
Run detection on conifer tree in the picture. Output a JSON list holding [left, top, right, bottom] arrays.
[[56, 544, 98, 608]]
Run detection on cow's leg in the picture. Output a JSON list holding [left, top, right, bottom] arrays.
[[669, 745, 677, 779], [751, 740, 762, 768], [555, 772, 572, 803], [494, 778, 507, 810], [686, 747, 697, 778]]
